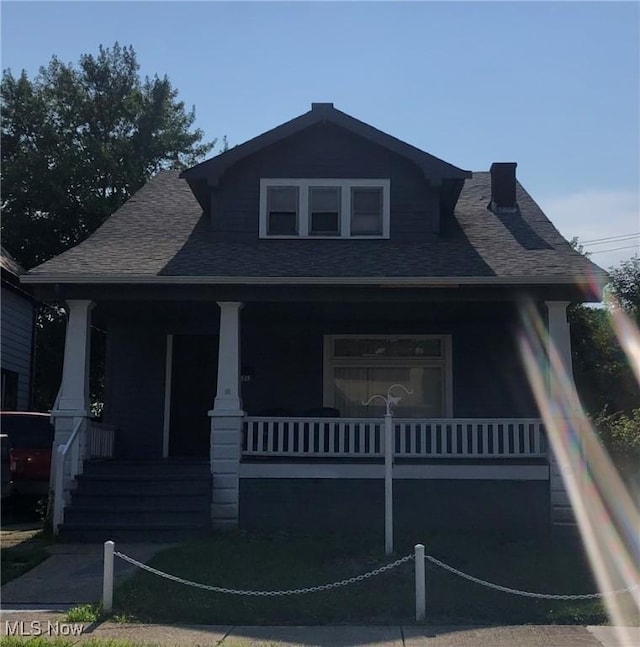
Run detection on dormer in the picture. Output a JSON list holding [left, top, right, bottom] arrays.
[[180, 103, 471, 239]]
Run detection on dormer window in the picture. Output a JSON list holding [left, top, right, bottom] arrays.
[[267, 186, 299, 235], [260, 179, 390, 239]]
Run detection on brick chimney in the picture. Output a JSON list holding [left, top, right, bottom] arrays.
[[490, 162, 518, 212]]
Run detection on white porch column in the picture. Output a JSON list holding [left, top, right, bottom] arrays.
[[209, 301, 244, 529], [545, 300, 579, 528], [51, 300, 94, 497]]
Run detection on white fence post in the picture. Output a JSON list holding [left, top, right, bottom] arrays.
[[384, 413, 394, 555], [415, 543, 426, 622], [103, 540, 114, 612]]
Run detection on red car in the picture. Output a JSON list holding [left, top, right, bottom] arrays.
[[1, 412, 54, 496]]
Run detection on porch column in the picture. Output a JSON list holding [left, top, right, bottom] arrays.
[[209, 301, 244, 529], [51, 300, 94, 488], [545, 300, 579, 528]]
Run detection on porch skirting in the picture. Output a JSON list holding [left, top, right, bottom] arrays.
[[238, 478, 550, 536]]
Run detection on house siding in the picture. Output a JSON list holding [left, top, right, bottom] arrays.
[[212, 122, 439, 241], [241, 302, 537, 418], [240, 479, 549, 536], [1, 286, 34, 410]]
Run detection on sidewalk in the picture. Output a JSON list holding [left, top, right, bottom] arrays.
[[0, 611, 638, 647]]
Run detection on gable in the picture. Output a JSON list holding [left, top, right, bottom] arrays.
[[181, 103, 470, 211]]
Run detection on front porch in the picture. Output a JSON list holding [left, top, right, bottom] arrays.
[[50, 293, 575, 535]]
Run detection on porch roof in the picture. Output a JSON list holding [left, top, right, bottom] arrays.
[[23, 170, 605, 292]]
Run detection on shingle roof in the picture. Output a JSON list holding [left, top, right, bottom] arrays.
[[1, 246, 24, 277], [25, 170, 603, 284]]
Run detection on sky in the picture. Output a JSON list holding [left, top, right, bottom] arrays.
[[2, 0, 639, 270]]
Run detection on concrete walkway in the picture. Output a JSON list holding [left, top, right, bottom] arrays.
[[1, 529, 637, 646], [0, 612, 638, 647]]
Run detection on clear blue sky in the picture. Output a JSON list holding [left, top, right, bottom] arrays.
[[2, 0, 639, 269]]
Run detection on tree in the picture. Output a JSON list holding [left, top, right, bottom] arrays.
[[1, 43, 214, 269], [607, 255, 640, 323], [1, 44, 216, 411], [569, 251, 640, 415]]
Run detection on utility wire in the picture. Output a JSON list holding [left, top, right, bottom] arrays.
[[588, 244, 639, 255], [581, 232, 639, 245]]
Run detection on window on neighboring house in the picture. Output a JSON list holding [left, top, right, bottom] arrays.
[[323, 335, 452, 418], [267, 186, 299, 235], [1, 368, 19, 410], [260, 179, 390, 238]]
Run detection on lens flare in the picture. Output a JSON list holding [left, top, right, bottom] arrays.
[[518, 302, 639, 643]]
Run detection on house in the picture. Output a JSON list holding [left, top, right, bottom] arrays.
[[22, 103, 605, 541], [1, 246, 36, 411]]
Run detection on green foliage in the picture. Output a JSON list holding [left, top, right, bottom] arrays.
[[569, 304, 639, 414], [593, 408, 640, 457], [1, 42, 214, 269], [65, 603, 103, 623], [607, 255, 640, 323]]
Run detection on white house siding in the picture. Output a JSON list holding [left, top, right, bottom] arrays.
[[1, 286, 35, 410]]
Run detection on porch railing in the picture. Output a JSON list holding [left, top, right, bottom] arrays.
[[243, 417, 546, 459], [88, 421, 116, 458]]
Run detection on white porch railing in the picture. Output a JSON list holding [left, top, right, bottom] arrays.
[[243, 417, 546, 459], [88, 421, 116, 458], [53, 416, 86, 533]]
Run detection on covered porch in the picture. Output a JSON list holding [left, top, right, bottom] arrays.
[[50, 289, 574, 532]]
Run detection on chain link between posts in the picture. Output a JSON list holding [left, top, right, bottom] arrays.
[[113, 549, 638, 601], [425, 554, 639, 600], [114, 550, 414, 596]]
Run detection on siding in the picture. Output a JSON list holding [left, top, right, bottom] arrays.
[[240, 479, 549, 536], [241, 302, 538, 418], [1, 286, 34, 410], [212, 122, 439, 241]]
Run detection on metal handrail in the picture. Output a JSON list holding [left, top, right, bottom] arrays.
[[53, 416, 84, 533]]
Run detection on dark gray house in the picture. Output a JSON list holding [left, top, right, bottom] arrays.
[[23, 103, 605, 541], [1, 246, 36, 411]]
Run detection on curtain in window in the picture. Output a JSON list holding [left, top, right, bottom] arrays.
[[333, 366, 443, 418]]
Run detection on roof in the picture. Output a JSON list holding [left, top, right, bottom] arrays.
[[24, 170, 605, 288], [1, 246, 24, 278]]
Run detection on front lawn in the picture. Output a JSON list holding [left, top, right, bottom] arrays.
[[113, 530, 628, 625]]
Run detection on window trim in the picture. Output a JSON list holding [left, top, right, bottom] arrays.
[[259, 178, 390, 239], [323, 334, 453, 417]]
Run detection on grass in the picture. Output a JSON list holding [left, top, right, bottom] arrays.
[[112, 529, 632, 626], [65, 603, 103, 623], [0, 539, 50, 585]]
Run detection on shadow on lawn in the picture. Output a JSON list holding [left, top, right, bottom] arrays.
[[112, 529, 619, 626]]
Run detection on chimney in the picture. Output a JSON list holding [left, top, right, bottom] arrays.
[[489, 162, 518, 212]]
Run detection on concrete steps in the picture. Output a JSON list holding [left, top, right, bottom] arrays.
[[58, 459, 211, 542]]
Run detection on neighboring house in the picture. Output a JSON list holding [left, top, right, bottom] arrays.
[[1, 246, 36, 411], [22, 103, 605, 541]]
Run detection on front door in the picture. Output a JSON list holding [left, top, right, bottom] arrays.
[[169, 334, 218, 457]]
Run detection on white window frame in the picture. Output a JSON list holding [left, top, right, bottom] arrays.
[[322, 334, 453, 418], [259, 178, 390, 239]]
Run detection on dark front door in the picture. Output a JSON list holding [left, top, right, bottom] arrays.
[[169, 334, 218, 457]]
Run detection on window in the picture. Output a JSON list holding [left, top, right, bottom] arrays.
[[309, 187, 341, 235], [260, 179, 390, 238], [267, 186, 298, 235], [351, 187, 383, 236], [323, 335, 452, 418], [1, 369, 18, 410]]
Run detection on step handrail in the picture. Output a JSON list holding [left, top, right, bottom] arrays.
[[53, 416, 85, 533]]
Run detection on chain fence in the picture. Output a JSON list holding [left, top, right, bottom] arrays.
[[111, 547, 637, 602], [425, 554, 639, 600], [114, 550, 414, 596]]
